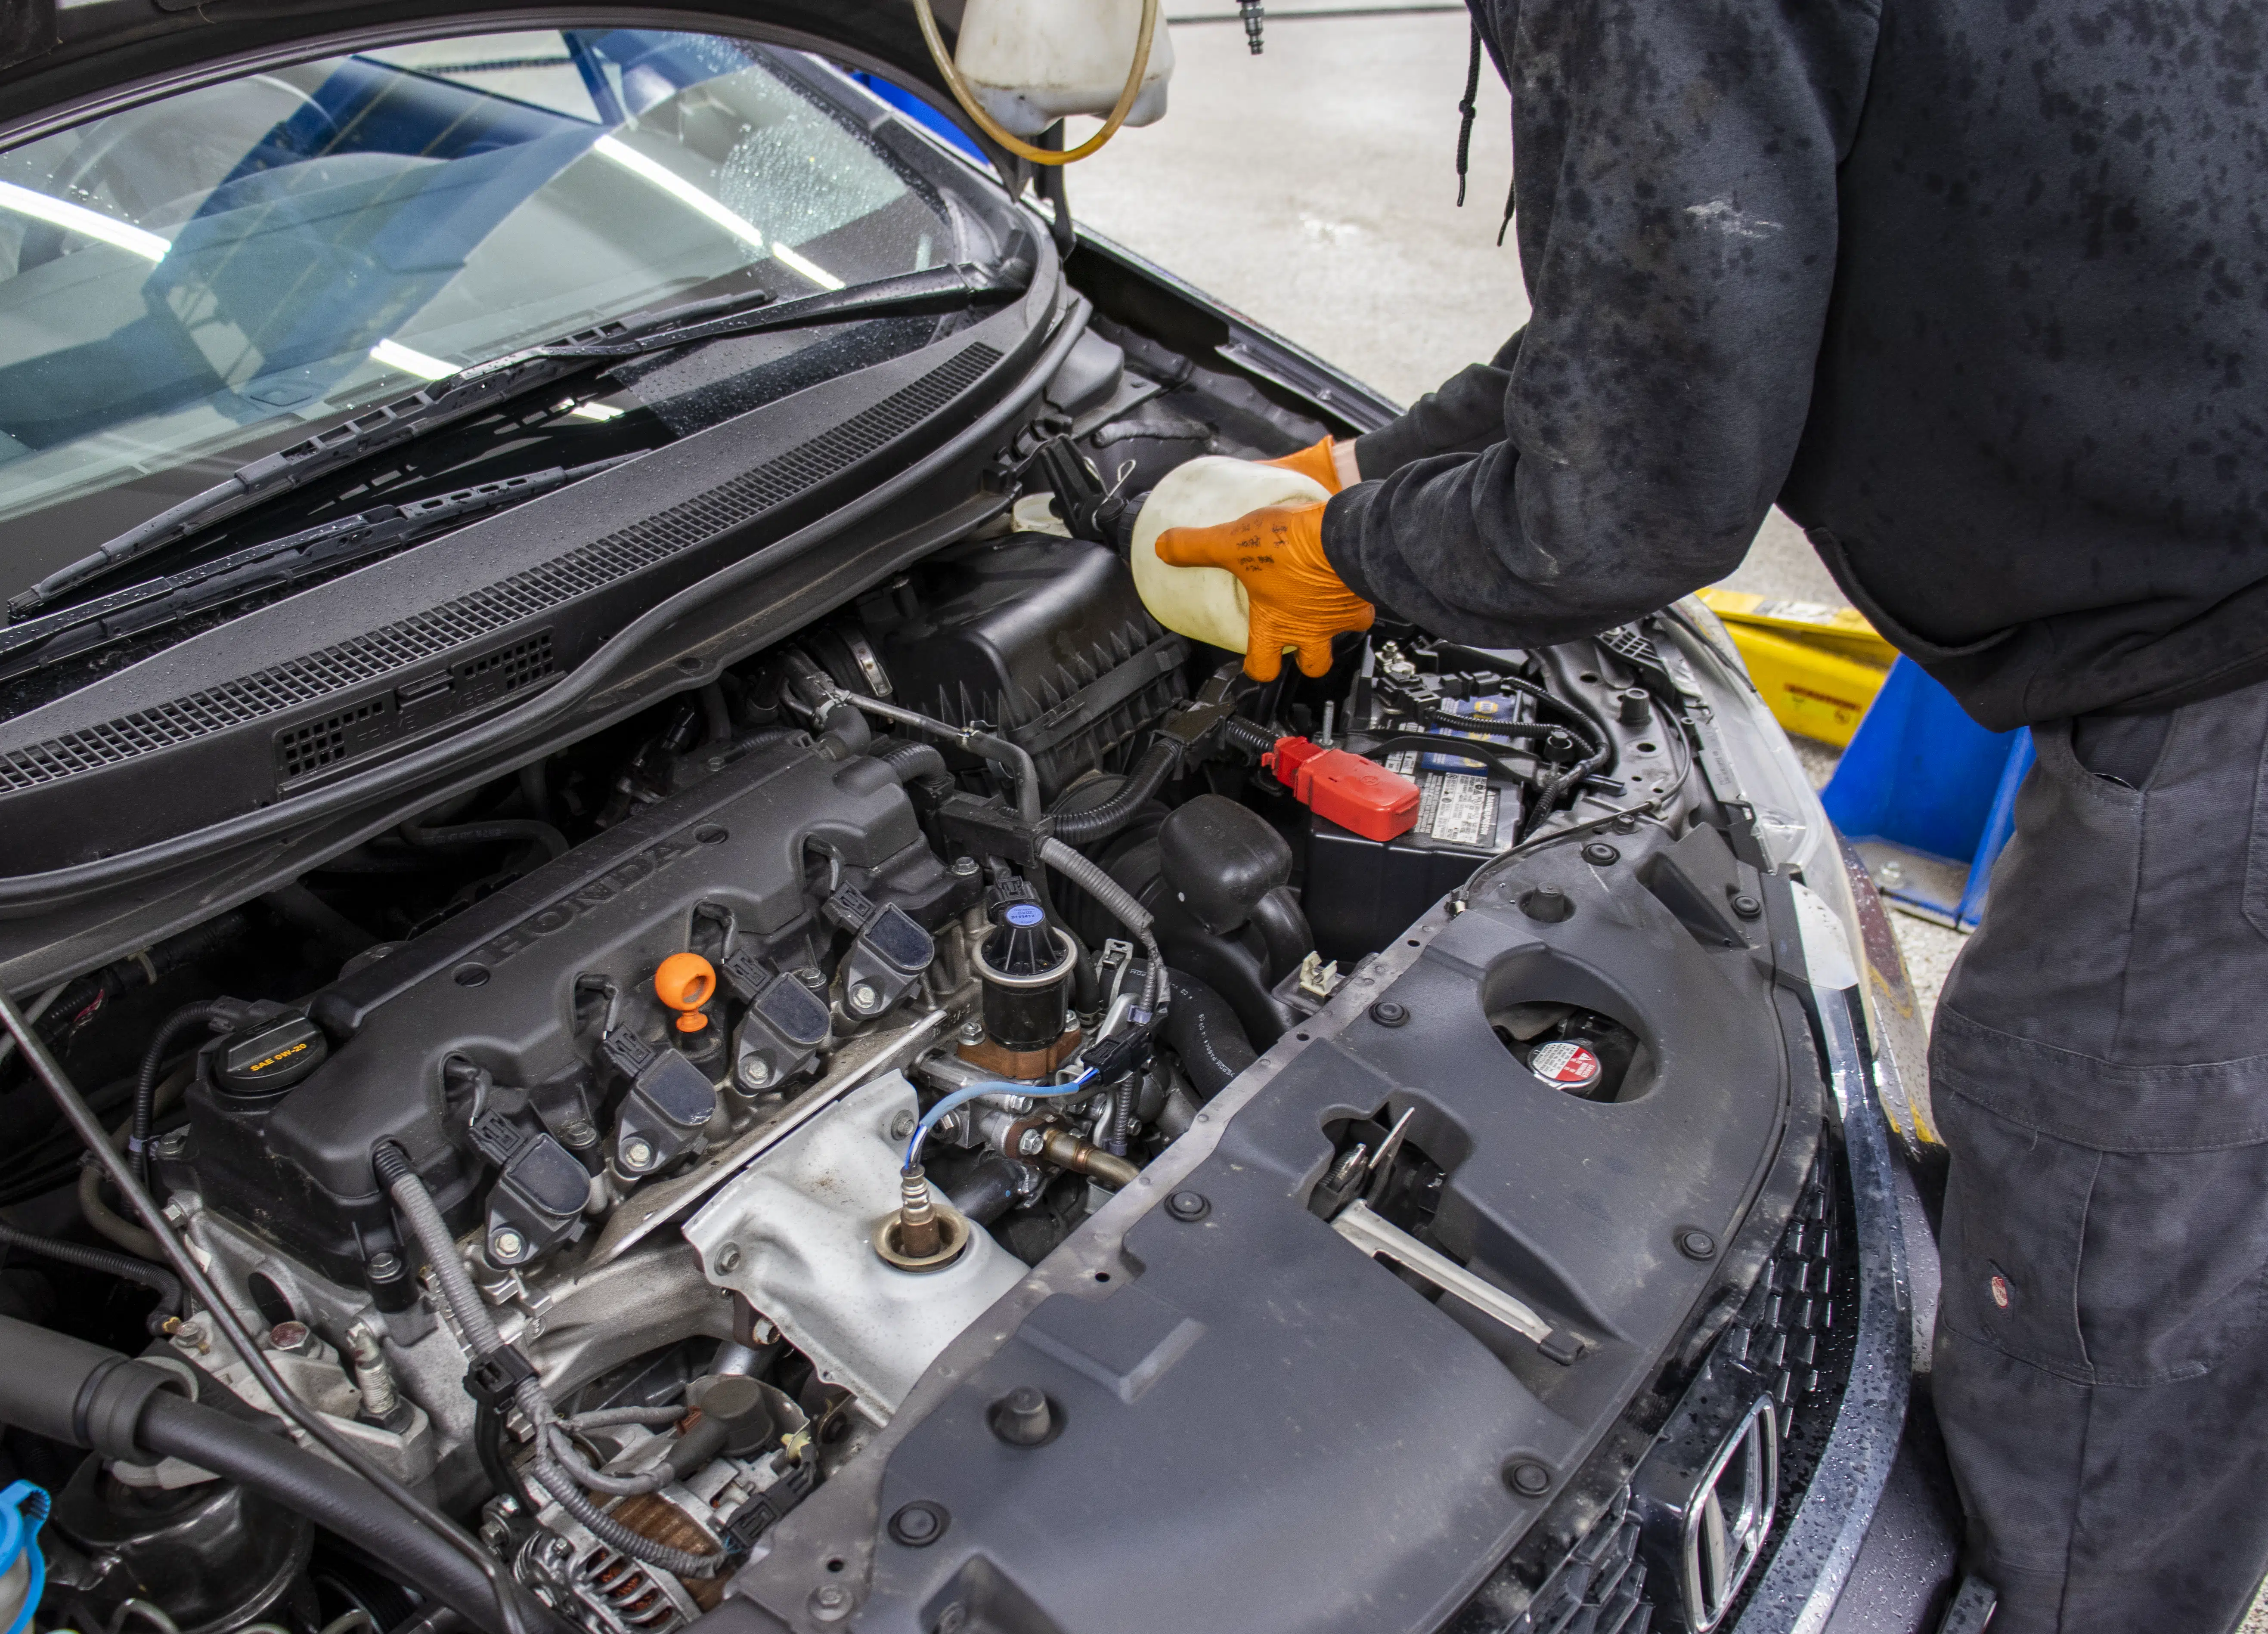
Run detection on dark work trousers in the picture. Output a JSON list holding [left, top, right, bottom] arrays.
[[1930, 674, 2268, 1633]]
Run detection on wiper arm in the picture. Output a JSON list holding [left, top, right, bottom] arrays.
[[0, 455, 631, 683], [8, 260, 1030, 618]]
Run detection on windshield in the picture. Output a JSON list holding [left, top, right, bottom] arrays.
[[0, 30, 965, 592]]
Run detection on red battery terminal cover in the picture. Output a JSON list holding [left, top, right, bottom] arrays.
[[1265, 737, 1421, 842]]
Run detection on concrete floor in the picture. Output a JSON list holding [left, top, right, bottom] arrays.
[[1066, 19, 2268, 1625]]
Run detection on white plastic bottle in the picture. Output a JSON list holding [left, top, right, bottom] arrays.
[[952, 0, 1176, 136], [1129, 456, 1329, 658]]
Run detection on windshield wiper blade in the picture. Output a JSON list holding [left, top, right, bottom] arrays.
[[7, 260, 1030, 619], [0, 456, 631, 683]]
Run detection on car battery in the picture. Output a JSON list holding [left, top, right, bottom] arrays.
[[1303, 697, 1531, 961]]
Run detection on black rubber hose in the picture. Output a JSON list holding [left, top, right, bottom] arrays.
[[398, 816, 570, 861], [135, 1392, 558, 1632], [1050, 740, 1177, 846], [948, 1158, 1028, 1226], [730, 726, 806, 756], [0, 1317, 555, 1633], [871, 738, 948, 785], [0, 1222, 180, 1331], [132, 1001, 231, 1186], [1163, 971, 1257, 1101]]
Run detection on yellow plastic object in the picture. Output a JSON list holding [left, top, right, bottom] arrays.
[[1696, 589, 1896, 749]]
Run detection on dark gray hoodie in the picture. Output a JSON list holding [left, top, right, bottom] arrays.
[[1322, 0, 2267, 730]]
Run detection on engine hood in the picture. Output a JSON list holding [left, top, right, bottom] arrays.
[[0, 0, 973, 147]]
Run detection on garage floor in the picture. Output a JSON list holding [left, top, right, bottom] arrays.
[[1059, 12, 2267, 1625]]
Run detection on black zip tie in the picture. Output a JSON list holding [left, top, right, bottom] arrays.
[[1454, 19, 1482, 206], [1497, 172, 1518, 246]]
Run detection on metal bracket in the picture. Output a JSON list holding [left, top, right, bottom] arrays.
[[1329, 1200, 1583, 1362]]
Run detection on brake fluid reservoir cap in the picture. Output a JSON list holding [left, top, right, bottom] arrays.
[[1130, 456, 1328, 656], [1529, 1040, 1601, 1092], [217, 1013, 328, 1099]]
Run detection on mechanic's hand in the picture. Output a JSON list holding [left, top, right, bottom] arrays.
[[1259, 435, 1359, 494], [1154, 500, 1373, 681]]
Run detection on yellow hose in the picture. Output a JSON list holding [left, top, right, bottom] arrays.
[[911, 0, 1162, 166]]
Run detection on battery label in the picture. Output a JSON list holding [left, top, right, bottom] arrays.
[[1417, 771, 1498, 846]]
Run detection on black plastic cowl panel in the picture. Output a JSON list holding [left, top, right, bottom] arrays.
[[817, 822, 1806, 1634]]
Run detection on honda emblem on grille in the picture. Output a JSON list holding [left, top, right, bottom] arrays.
[[1632, 1390, 1781, 1631]]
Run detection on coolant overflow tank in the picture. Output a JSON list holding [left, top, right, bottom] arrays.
[[954, 0, 1176, 136]]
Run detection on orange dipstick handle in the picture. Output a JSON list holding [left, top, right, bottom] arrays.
[[654, 952, 716, 1033]]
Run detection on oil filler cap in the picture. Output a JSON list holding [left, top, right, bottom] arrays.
[[216, 1014, 328, 1099], [1528, 1040, 1600, 1093]]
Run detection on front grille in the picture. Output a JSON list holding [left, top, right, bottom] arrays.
[[1511, 1489, 1653, 1634], [1450, 1142, 1857, 1634], [1720, 1149, 1856, 1519]]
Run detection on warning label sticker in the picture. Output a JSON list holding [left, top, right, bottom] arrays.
[[1418, 772, 1497, 846]]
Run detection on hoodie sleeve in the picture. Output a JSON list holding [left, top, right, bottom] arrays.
[[1351, 332, 1526, 478], [1322, 0, 1879, 642]]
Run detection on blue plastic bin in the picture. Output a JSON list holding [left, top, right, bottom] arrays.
[[1819, 656, 2035, 932]]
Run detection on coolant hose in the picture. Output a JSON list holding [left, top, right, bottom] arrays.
[[0, 1315, 556, 1634], [136, 1391, 560, 1631], [1049, 740, 1177, 846], [131, 1002, 231, 1185], [398, 816, 570, 862], [871, 738, 949, 785], [1164, 971, 1258, 1101], [0, 1223, 180, 1330]]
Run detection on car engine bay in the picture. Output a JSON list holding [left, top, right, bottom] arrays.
[[0, 314, 1856, 1634]]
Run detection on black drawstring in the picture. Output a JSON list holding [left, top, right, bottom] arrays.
[[1454, 19, 1482, 206], [1498, 173, 1518, 245]]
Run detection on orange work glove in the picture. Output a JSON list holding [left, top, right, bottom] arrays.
[[1154, 501, 1374, 681], [1259, 435, 1359, 494]]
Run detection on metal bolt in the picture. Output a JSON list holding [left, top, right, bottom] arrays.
[[152, 1129, 189, 1160], [991, 1385, 1053, 1447], [1581, 841, 1621, 867], [1520, 886, 1575, 924], [1165, 1191, 1210, 1222], [850, 983, 880, 1013], [1016, 1129, 1047, 1158], [738, 1055, 773, 1089], [366, 1251, 404, 1282], [937, 1606, 970, 1634], [1677, 1229, 1718, 1261], [888, 1109, 918, 1141], [1506, 1460, 1552, 1498], [621, 1138, 657, 1173], [1369, 1000, 1409, 1028], [958, 1018, 986, 1045], [951, 855, 981, 878], [714, 1242, 743, 1274], [268, 1320, 312, 1354], [1877, 859, 1906, 887], [809, 1584, 852, 1622], [490, 1228, 527, 1263]]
